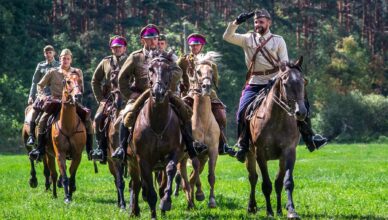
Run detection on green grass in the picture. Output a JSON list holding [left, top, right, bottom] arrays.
[[0, 144, 387, 219]]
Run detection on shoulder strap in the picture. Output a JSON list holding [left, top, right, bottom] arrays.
[[246, 34, 274, 81]]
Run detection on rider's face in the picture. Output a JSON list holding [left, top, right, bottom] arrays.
[[44, 50, 55, 62], [142, 37, 159, 50], [254, 17, 271, 35], [158, 40, 167, 51], [190, 44, 203, 55], [60, 55, 72, 70], [111, 46, 126, 57]]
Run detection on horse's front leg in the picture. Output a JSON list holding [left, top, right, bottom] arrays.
[[68, 152, 82, 198], [283, 148, 299, 219], [194, 157, 206, 202], [47, 154, 58, 199], [43, 156, 51, 191], [28, 158, 38, 188], [56, 153, 70, 203], [177, 158, 194, 209], [257, 155, 274, 217], [160, 155, 177, 212], [173, 170, 181, 197], [140, 159, 157, 219], [116, 162, 126, 210], [207, 148, 218, 208], [246, 150, 258, 213], [275, 158, 286, 216], [129, 159, 141, 217]]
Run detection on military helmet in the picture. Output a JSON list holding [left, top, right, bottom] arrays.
[[159, 34, 167, 41], [60, 48, 72, 57], [140, 24, 160, 39], [109, 35, 127, 47], [254, 9, 271, 20], [43, 45, 55, 52], [187, 33, 206, 45]]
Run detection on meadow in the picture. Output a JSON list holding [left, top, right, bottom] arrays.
[[0, 144, 387, 219]]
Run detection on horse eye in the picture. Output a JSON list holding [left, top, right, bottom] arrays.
[[66, 80, 71, 85]]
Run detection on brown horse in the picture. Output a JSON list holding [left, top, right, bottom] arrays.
[[22, 105, 51, 190], [127, 52, 193, 219], [246, 57, 306, 219], [49, 72, 86, 203], [182, 52, 221, 208]]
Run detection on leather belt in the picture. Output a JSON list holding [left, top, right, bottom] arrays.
[[251, 67, 279, 76]]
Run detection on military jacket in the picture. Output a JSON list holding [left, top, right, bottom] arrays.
[[91, 54, 128, 102], [37, 67, 84, 99], [29, 59, 60, 100]]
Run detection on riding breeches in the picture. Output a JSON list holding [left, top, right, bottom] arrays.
[[236, 84, 267, 124]]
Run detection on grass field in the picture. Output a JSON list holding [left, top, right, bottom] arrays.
[[0, 144, 387, 219]]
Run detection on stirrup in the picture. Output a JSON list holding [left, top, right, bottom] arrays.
[[29, 149, 43, 162], [312, 134, 327, 149], [27, 136, 35, 147], [192, 141, 207, 155], [91, 148, 104, 161], [112, 147, 125, 161]]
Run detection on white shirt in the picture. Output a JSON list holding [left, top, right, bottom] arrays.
[[223, 22, 289, 85]]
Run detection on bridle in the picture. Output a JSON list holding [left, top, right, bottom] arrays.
[[189, 60, 213, 95]]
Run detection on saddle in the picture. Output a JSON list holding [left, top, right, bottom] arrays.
[[245, 79, 275, 121]]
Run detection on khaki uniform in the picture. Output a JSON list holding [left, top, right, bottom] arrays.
[[223, 22, 288, 85], [29, 59, 60, 100], [36, 67, 92, 134]]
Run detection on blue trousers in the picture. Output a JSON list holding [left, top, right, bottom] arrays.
[[236, 84, 267, 136]]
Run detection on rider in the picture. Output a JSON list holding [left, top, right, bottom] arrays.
[[90, 35, 128, 164], [111, 24, 207, 161], [177, 33, 233, 155], [223, 9, 327, 163], [29, 49, 94, 161], [26, 45, 60, 146]]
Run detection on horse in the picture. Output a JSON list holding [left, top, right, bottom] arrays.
[[101, 92, 127, 210], [181, 52, 221, 208], [246, 57, 306, 219], [22, 105, 51, 190], [127, 52, 193, 219], [48, 72, 87, 203]]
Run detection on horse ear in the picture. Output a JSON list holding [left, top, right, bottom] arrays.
[[295, 56, 303, 67]]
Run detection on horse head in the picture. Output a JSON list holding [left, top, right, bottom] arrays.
[[62, 72, 83, 105], [148, 51, 174, 103], [278, 56, 307, 121], [193, 51, 221, 96]]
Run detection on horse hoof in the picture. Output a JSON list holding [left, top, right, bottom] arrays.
[[267, 210, 275, 218], [187, 203, 195, 210], [161, 210, 166, 216], [208, 198, 217, 208], [159, 198, 172, 211], [277, 210, 283, 216], [195, 192, 205, 201], [57, 182, 63, 188], [287, 211, 300, 219], [29, 178, 38, 188], [247, 206, 257, 214], [70, 186, 76, 193], [64, 198, 71, 204]]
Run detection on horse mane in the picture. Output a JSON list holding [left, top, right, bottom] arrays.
[[196, 51, 222, 65], [149, 49, 177, 64]]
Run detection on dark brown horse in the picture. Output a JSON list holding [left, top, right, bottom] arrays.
[[246, 57, 306, 219], [127, 52, 193, 219], [49, 72, 86, 203], [22, 105, 51, 190]]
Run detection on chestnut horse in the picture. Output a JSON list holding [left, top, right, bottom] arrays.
[[22, 105, 51, 190], [49, 72, 86, 203], [127, 52, 193, 219], [181, 52, 221, 208], [246, 57, 306, 219]]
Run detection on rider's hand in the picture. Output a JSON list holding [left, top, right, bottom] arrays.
[[235, 12, 255, 25], [28, 97, 34, 105]]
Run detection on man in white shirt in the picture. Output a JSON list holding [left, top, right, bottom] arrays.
[[223, 9, 327, 162]]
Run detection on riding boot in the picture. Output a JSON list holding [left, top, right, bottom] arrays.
[[112, 122, 130, 161], [298, 117, 327, 152], [85, 133, 93, 161], [235, 122, 250, 163], [29, 133, 46, 162], [91, 130, 108, 164], [218, 127, 234, 155], [181, 123, 207, 159], [27, 122, 36, 147]]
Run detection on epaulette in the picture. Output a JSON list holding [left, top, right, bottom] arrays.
[[131, 49, 143, 55], [272, 34, 283, 38], [103, 55, 113, 60]]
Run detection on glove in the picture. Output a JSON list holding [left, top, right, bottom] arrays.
[[235, 12, 254, 25], [28, 97, 34, 105]]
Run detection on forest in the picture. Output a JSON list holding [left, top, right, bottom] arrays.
[[0, 0, 387, 152]]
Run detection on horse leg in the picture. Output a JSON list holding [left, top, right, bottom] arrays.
[[178, 159, 194, 209], [189, 157, 200, 205], [129, 161, 141, 217], [28, 159, 38, 188], [257, 157, 274, 217], [56, 154, 71, 203], [284, 148, 299, 219], [173, 170, 181, 196], [43, 157, 51, 191], [246, 151, 258, 213], [158, 170, 167, 199], [160, 157, 177, 212], [275, 158, 286, 216], [68, 153, 82, 198], [140, 160, 157, 219], [207, 151, 218, 208], [194, 157, 206, 202], [47, 155, 58, 198], [116, 162, 126, 210]]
